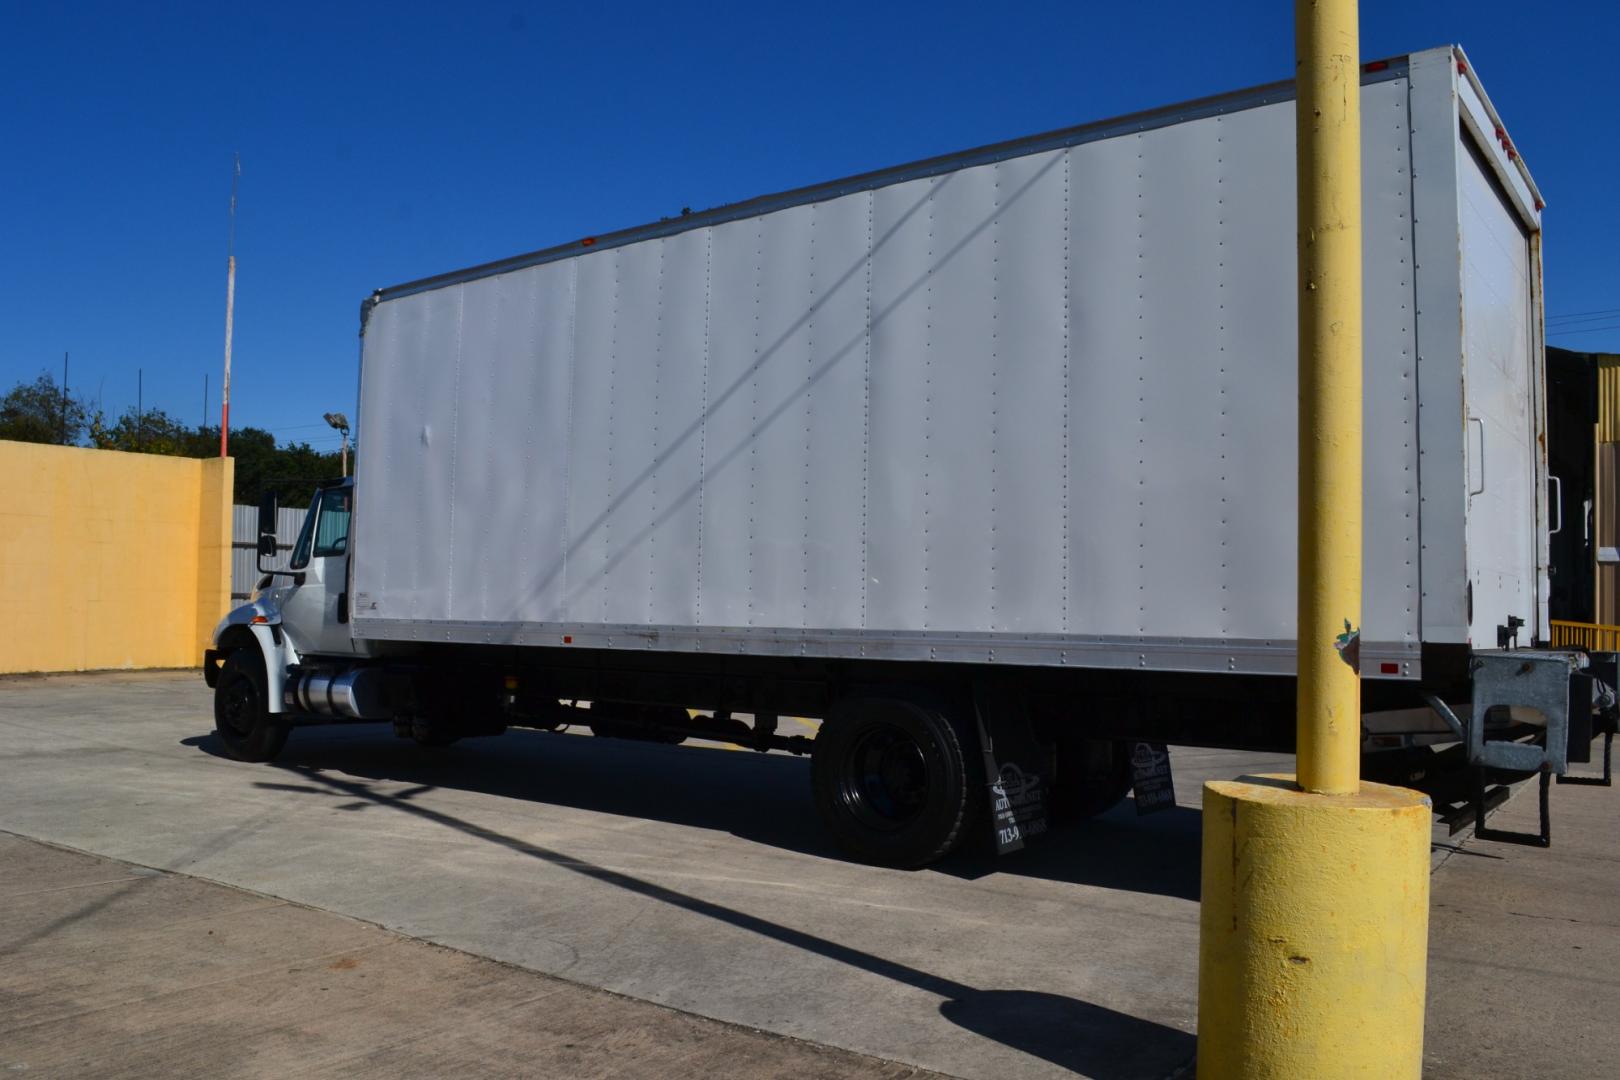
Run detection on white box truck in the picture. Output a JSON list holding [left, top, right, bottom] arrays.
[[207, 45, 1603, 865]]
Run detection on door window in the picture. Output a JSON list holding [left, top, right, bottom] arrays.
[[288, 487, 352, 569], [313, 488, 351, 558]]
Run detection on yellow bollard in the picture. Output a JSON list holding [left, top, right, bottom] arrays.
[[1197, 776, 1430, 1077], [1196, 2, 1432, 1074], [1294, 0, 1364, 797]]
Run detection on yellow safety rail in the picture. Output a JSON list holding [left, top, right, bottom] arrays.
[[1550, 620, 1620, 652]]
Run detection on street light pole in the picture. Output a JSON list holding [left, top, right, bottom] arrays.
[[324, 412, 351, 477]]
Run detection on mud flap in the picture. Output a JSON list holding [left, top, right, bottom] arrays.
[[1129, 741, 1177, 813], [971, 683, 1053, 855]]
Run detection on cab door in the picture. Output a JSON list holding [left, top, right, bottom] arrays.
[[280, 485, 359, 658]]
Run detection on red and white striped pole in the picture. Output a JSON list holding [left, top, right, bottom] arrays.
[[220, 153, 240, 457]]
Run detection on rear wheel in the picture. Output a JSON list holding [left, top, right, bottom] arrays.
[[213, 649, 289, 763], [811, 697, 979, 868]]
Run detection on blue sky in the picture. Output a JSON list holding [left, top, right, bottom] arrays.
[[3, 2, 1616, 450]]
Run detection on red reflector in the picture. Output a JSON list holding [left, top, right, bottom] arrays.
[[1507, 147, 1517, 160], [1364, 59, 1389, 73], [1494, 125, 1505, 139], [1380, 662, 1399, 675], [1534, 199, 1545, 211], [1457, 59, 1468, 74], [580, 237, 596, 247], [562, 635, 573, 644]]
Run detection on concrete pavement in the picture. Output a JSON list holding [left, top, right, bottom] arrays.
[[0, 672, 1202, 1080], [0, 832, 939, 1079], [1423, 746, 1620, 1078]]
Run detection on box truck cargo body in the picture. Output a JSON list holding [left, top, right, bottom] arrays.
[[351, 46, 1541, 672], [208, 46, 1603, 866]]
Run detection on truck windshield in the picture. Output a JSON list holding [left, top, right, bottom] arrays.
[[289, 488, 351, 569]]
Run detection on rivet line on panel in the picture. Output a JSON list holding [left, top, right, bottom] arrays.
[[444, 289, 466, 618], [1397, 104, 1417, 617], [520, 274, 538, 619], [696, 230, 712, 627], [1137, 136, 1146, 634], [1060, 148, 1071, 634], [647, 235, 665, 620], [923, 180, 934, 628], [989, 161, 1000, 626], [560, 262, 579, 618], [860, 190, 873, 631], [603, 253, 620, 624], [802, 203, 816, 629], [747, 220, 762, 627]]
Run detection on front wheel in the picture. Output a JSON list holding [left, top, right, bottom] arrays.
[[810, 697, 979, 868], [213, 649, 289, 762]]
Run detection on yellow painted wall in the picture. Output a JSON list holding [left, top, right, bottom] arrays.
[[0, 441, 234, 673]]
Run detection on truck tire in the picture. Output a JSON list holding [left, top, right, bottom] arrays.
[[408, 714, 462, 749], [213, 648, 289, 763], [811, 697, 979, 869], [1050, 737, 1133, 821]]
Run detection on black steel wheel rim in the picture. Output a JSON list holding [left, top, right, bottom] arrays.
[[837, 722, 930, 831], [219, 675, 258, 736]]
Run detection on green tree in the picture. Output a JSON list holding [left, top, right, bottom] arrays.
[[193, 425, 344, 506], [0, 372, 87, 444], [88, 406, 195, 455]]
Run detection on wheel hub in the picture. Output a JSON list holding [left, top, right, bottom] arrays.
[[220, 678, 257, 735], [840, 724, 929, 829]]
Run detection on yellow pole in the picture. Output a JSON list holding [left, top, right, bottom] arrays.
[[1294, 0, 1362, 796], [1195, 6, 1431, 1075]]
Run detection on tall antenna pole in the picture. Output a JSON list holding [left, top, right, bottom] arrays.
[[62, 351, 69, 443], [203, 373, 209, 430], [220, 153, 240, 458], [138, 368, 144, 451]]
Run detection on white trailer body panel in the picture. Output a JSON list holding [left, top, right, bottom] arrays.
[[352, 46, 1545, 679]]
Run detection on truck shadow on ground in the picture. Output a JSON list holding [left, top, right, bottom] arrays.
[[184, 724, 1203, 902], [181, 734, 1196, 1080]]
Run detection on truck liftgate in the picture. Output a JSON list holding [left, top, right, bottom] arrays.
[[1398, 641, 1617, 848]]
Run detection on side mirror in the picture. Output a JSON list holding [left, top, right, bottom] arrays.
[[256, 492, 279, 561]]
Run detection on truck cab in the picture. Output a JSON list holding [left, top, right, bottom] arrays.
[[204, 479, 368, 760]]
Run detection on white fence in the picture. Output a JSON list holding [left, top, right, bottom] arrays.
[[231, 504, 307, 600]]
